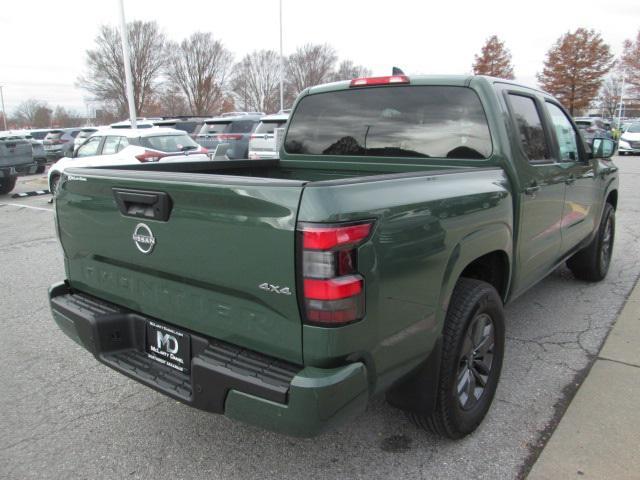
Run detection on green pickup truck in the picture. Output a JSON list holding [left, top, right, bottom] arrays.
[[49, 75, 618, 439]]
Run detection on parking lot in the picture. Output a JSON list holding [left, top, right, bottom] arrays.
[[1, 156, 639, 480]]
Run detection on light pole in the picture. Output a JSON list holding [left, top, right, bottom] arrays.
[[279, 0, 284, 112], [0, 85, 7, 131], [617, 70, 626, 130], [117, 0, 137, 128]]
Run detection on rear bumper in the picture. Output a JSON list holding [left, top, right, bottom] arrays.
[[0, 163, 37, 177], [48, 281, 369, 437]]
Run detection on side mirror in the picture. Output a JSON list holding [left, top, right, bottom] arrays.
[[590, 138, 616, 159]]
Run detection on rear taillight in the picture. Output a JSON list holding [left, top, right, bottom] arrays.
[[350, 75, 410, 87], [52, 139, 68, 145], [135, 150, 166, 162], [198, 146, 209, 154], [586, 127, 596, 132], [217, 134, 242, 140], [299, 221, 373, 325]]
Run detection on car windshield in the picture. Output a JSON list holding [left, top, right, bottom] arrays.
[[627, 124, 640, 133], [285, 85, 492, 159], [78, 130, 96, 139], [140, 134, 199, 152], [255, 120, 287, 134]]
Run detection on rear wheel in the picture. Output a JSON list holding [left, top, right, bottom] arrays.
[[0, 176, 17, 195], [409, 278, 505, 439], [36, 164, 45, 174], [567, 203, 615, 282]]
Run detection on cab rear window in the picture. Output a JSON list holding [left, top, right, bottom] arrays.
[[284, 86, 492, 159]]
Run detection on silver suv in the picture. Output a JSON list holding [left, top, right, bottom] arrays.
[[196, 112, 264, 159], [44, 128, 81, 159], [248, 112, 290, 160]]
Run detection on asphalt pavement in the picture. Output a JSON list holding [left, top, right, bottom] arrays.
[[1, 157, 639, 480]]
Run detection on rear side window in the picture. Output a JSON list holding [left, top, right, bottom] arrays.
[[140, 134, 199, 152], [255, 121, 287, 135], [201, 122, 230, 134], [546, 102, 580, 162], [101, 136, 121, 155], [229, 120, 258, 134], [508, 94, 550, 163], [285, 86, 492, 159]]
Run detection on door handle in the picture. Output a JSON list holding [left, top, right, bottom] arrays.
[[565, 176, 576, 185], [113, 188, 172, 221], [524, 185, 541, 196]]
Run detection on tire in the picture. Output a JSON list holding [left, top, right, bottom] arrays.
[[36, 165, 45, 174], [409, 278, 505, 439], [49, 174, 60, 197], [0, 176, 17, 195], [567, 203, 615, 282]]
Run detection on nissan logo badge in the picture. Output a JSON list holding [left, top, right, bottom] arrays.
[[132, 223, 156, 254]]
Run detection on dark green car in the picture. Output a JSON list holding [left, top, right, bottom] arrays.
[[49, 75, 618, 438]]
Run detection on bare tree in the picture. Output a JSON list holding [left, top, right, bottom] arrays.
[[331, 60, 372, 81], [77, 21, 166, 117], [620, 29, 640, 112], [593, 71, 624, 117], [286, 44, 337, 102], [13, 99, 52, 128], [472, 35, 515, 79], [231, 50, 281, 113], [166, 32, 233, 115], [537, 28, 613, 115]]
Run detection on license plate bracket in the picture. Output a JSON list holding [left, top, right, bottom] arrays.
[[145, 320, 191, 373]]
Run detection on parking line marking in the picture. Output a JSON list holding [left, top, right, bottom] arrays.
[[0, 203, 53, 212]]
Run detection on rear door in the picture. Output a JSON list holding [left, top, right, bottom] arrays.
[[504, 91, 566, 295], [55, 169, 306, 363]]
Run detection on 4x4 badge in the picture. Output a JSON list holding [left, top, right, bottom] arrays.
[[259, 283, 292, 295]]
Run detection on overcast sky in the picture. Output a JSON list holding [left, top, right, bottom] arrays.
[[1, 0, 638, 115]]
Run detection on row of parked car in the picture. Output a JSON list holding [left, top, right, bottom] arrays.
[[0, 111, 291, 195]]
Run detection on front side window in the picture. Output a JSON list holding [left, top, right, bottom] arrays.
[[546, 102, 580, 162], [285, 86, 492, 159], [508, 94, 550, 163], [75, 136, 102, 157]]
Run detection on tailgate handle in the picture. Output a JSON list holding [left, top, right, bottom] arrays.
[[113, 189, 172, 221]]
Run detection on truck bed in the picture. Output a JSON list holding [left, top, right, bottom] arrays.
[[90, 158, 465, 184]]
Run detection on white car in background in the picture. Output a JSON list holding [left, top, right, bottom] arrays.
[[619, 122, 640, 155], [48, 127, 209, 195], [248, 111, 290, 160]]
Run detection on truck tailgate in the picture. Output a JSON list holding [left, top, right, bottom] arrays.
[[56, 169, 306, 364]]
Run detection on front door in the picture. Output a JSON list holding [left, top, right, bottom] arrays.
[[504, 92, 566, 295], [544, 101, 601, 252]]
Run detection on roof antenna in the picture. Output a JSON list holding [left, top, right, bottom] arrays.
[[392, 67, 405, 75]]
